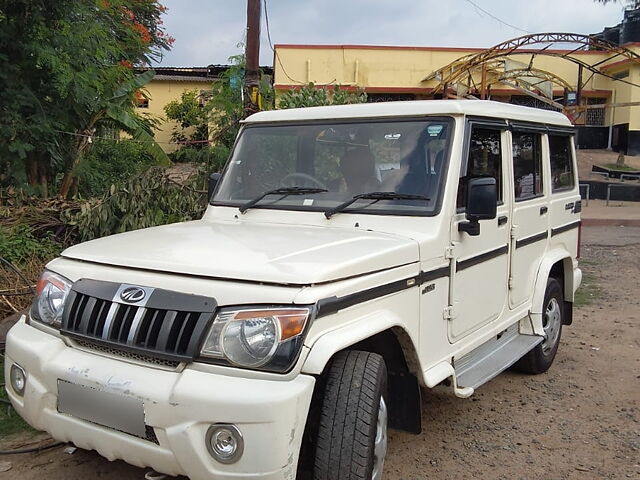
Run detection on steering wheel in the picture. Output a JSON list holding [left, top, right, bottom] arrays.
[[280, 172, 327, 189]]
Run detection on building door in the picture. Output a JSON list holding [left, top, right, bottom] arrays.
[[449, 121, 510, 343]]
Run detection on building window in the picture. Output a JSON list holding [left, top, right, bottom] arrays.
[[612, 70, 629, 80], [512, 132, 543, 201], [549, 135, 575, 192], [586, 97, 606, 126]]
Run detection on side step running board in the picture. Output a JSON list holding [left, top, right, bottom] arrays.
[[455, 324, 543, 392]]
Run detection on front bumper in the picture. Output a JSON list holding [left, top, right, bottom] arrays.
[[5, 317, 315, 480]]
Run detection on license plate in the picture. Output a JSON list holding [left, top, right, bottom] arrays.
[[57, 380, 146, 438]]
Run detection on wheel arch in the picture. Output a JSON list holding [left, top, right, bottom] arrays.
[[302, 320, 422, 435], [532, 251, 574, 311], [531, 250, 575, 331]]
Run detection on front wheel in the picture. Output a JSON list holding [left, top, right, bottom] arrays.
[[312, 350, 388, 480], [516, 277, 564, 374]]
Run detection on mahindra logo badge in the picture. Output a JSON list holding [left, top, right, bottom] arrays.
[[120, 286, 146, 303]]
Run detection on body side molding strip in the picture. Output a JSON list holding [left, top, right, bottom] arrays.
[[515, 231, 548, 249], [551, 220, 581, 237], [315, 243, 512, 318], [456, 245, 509, 272], [316, 265, 450, 318]]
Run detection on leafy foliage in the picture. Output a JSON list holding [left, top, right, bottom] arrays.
[[164, 90, 211, 144], [595, 0, 640, 7], [75, 139, 159, 197], [66, 167, 208, 242], [0, 0, 173, 196], [278, 83, 368, 109], [169, 145, 230, 173], [164, 53, 274, 153], [0, 224, 62, 266]]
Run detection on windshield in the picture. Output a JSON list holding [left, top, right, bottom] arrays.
[[212, 117, 453, 216]]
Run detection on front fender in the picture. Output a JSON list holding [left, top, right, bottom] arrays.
[[302, 310, 403, 375]]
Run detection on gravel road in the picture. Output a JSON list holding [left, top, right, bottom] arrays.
[[1, 226, 638, 480]]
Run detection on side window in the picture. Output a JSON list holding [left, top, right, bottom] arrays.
[[549, 135, 575, 192], [457, 126, 503, 208], [512, 132, 543, 201]]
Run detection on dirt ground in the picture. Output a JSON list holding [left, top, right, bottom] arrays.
[[1, 225, 639, 479]]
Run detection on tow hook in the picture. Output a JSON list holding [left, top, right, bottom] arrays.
[[144, 470, 168, 480]]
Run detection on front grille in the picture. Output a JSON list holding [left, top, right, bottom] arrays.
[[74, 340, 181, 369], [61, 279, 216, 363]]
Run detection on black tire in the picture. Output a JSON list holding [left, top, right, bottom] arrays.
[[516, 277, 564, 374], [312, 350, 388, 480]]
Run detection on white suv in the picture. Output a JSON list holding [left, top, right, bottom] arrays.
[[5, 100, 582, 480]]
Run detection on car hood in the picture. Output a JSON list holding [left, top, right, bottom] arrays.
[[61, 220, 419, 285]]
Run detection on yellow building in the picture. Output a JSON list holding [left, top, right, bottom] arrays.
[[135, 66, 218, 152], [137, 65, 273, 153], [272, 40, 640, 155]]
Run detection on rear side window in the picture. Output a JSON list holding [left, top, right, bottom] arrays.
[[457, 126, 503, 207], [512, 132, 543, 201], [549, 135, 575, 192]]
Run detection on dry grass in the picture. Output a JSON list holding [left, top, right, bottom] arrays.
[[0, 257, 43, 319]]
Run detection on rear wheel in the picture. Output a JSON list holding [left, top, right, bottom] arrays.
[[517, 277, 563, 374], [312, 350, 388, 480]]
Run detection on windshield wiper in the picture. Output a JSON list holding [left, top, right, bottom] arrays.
[[239, 187, 328, 214], [324, 191, 430, 219]]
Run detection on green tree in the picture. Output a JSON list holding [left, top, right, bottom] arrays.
[[164, 90, 211, 145], [0, 0, 173, 197], [595, 0, 640, 8], [164, 53, 274, 151]]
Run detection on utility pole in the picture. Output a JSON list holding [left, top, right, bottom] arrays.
[[244, 0, 261, 117]]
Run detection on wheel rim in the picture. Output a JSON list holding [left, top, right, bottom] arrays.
[[371, 396, 387, 480], [542, 297, 562, 355]]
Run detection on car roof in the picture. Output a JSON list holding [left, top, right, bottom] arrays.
[[244, 99, 572, 127]]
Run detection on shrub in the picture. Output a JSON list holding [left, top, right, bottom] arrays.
[[66, 167, 209, 242], [75, 139, 159, 197], [278, 83, 367, 109], [0, 224, 62, 266], [169, 144, 230, 172]]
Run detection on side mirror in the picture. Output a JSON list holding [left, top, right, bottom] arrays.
[[208, 173, 222, 200], [459, 177, 497, 236]]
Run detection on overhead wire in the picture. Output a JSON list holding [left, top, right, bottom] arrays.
[[53, 129, 213, 146], [263, 0, 304, 85], [462, 0, 531, 34]]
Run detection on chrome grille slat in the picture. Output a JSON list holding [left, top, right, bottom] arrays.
[[101, 302, 120, 339], [126, 307, 147, 345]]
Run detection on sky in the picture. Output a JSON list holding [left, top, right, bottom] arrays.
[[155, 0, 627, 67]]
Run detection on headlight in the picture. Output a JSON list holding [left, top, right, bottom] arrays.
[[30, 271, 72, 328], [200, 307, 312, 372]]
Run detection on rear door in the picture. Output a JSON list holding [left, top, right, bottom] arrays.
[[508, 124, 549, 309], [547, 131, 581, 260]]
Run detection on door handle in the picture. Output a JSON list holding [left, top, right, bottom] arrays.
[[498, 215, 508, 226], [540, 206, 548, 215]]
